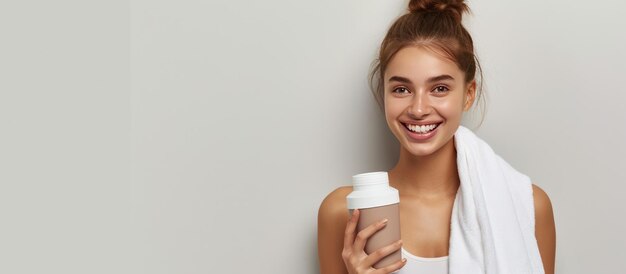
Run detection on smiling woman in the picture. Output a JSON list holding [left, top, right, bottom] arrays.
[[317, 0, 556, 273], [383, 46, 473, 157]]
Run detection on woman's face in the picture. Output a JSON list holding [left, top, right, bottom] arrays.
[[383, 46, 476, 157]]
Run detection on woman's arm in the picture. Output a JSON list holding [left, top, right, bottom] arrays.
[[318, 186, 352, 274], [532, 184, 556, 274], [318, 186, 406, 274]]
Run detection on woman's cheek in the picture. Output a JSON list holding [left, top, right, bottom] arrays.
[[434, 98, 463, 116]]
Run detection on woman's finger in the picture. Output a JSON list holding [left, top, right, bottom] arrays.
[[343, 209, 359, 253], [353, 218, 388, 253], [362, 239, 403, 267], [373, 257, 407, 274]]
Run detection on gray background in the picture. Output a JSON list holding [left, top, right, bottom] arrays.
[[1, 0, 625, 273]]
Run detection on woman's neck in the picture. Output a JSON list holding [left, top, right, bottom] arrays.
[[388, 137, 460, 200]]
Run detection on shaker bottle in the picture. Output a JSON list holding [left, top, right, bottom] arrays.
[[347, 171, 401, 270]]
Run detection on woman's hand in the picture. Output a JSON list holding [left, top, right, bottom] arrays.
[[341, 209, 407, 274]]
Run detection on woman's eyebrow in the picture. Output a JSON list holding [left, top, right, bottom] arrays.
[[426, 74, 455, 83], [387, 74, 455, 84], [387, 76, 412, 84]]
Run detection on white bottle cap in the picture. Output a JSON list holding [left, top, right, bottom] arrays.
[[346, 171, 399, 209]]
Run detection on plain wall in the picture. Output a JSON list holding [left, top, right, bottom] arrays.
[[0, 1, 130, 273], [2, 0, 625, 273]]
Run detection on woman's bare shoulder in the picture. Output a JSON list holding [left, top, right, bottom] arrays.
[[531, 183, 556, 274], [318, 186, 353, 274], [318, 186, 353, 220]]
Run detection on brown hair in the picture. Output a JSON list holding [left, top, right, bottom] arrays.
[[369, 0, 486, 126]]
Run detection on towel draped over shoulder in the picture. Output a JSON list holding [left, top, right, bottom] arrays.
[[449, 126, 545, 274]]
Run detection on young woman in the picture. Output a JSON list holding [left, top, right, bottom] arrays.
[[317, 1, 556, 273]]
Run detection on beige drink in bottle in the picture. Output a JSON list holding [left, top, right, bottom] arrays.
[[347, 172, 401, 270]]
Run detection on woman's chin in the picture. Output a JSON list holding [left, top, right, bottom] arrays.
[[401, 143, 437, 157], [400, 133, 454, 158]]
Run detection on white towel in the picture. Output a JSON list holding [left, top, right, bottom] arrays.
[[449, 126, 545, 274]]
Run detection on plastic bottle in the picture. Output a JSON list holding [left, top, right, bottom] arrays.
[[347, 171, 401, 270]]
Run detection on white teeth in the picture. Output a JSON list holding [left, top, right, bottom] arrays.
[[406, 123, 438, 133]]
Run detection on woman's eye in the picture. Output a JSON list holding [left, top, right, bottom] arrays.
[[433, 86, 449, 93], [393, 87, 410, 94]]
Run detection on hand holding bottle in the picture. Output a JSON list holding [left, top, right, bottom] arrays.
[[342, 209, 406, 273]]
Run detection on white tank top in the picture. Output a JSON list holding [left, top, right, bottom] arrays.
[[395, 248, 448, 274]]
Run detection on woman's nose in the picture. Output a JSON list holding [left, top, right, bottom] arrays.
[[407, 92, 432, 118]]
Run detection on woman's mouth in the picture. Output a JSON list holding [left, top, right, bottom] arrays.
[[401, 122, 442, 140]]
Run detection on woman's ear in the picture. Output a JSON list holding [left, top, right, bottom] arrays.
[[463, 80, 477, 111]]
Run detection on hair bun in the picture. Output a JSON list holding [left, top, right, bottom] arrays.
[[408, 0, 469, 24]]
